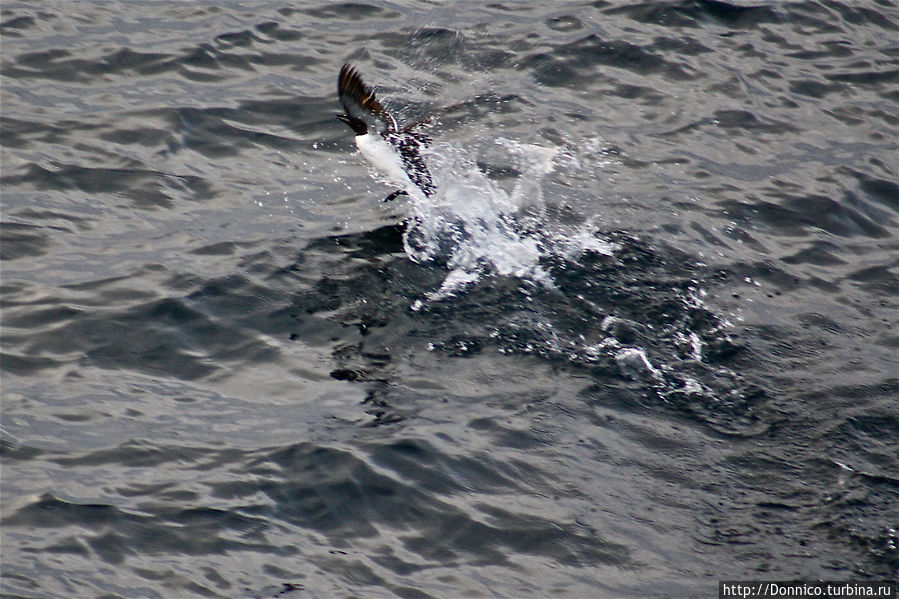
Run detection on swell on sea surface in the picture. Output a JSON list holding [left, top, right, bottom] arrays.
[[2, 0, 898, 597]]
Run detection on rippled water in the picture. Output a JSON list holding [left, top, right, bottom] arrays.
[[2, 1, 897, 597]]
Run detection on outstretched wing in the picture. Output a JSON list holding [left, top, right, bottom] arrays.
[[338, 64, 398, 133]]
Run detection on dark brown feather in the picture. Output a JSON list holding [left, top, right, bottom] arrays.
[[338, 64, 398, 132]]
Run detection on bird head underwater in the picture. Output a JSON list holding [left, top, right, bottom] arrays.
[[336, 64, 435, 198]]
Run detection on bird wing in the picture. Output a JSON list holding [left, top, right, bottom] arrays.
[[338, 64, 398, 133]]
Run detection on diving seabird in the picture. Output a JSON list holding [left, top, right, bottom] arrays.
[[336, 64, 434, 199]]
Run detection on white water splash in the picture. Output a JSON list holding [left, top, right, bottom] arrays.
[[614, 347, 663, 382], [399, 137, 616, 301]]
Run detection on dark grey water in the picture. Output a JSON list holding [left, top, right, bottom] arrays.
[[2, 1, 897, 597]]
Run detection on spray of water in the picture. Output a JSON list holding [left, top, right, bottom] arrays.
[[397, 137, 615, 303], [356, 132, 748, 408]]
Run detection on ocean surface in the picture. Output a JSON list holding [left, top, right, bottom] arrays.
[[1, 1, 897, 597]]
